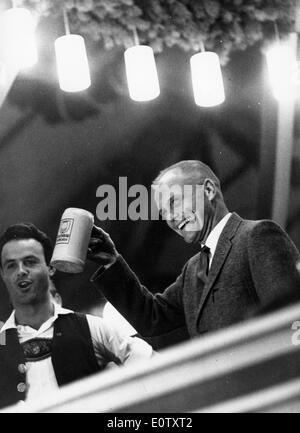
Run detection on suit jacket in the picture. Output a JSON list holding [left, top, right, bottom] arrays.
[[94, 213, 300, 338]]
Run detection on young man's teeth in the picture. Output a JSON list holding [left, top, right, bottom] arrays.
[[19, 281, 30, 288]]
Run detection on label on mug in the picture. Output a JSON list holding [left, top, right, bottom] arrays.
[[56, 218, 74, 244], [51, 208, 94, 273]]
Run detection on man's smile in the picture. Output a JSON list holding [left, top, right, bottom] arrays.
[[17, 279, 33, 291], [177, 215, 195, 231]]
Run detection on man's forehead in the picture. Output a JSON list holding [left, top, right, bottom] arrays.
[[1, 238, 44, 260], [158, 168, 183, 186]]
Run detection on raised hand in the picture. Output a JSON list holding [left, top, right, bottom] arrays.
[[87, 225, 118, 266]]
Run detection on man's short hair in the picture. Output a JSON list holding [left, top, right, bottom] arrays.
[[0, 223, 53, 266], [153, 160, 221, 190], [49, 284, 58, 298]]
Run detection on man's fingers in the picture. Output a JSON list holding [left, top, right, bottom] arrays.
[[89, 238, 105, 246], [88, 239, 107, 254], [91, 225, 108, 239], [87, 226, 117, 266]]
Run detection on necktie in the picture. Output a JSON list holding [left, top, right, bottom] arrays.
[[197, 245, 210, 283]]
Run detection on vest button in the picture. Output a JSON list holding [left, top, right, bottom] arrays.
[[18, 363, 27, 374], [17, 382, 26, 393]]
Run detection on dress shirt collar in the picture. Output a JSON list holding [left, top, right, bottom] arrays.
[[205, 212, 232, 261], [0, 302, 73, 334]]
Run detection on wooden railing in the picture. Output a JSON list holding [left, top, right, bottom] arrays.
[[3, 302, 300, 413]]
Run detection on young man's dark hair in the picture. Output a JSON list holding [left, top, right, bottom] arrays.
[[0, 223, 53, 266]]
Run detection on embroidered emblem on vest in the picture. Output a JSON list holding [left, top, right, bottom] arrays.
[[21, 338, 52, 362]]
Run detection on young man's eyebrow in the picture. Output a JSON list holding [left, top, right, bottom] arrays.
[[22, 255, 40, 261], [3, 255, 39, 265]]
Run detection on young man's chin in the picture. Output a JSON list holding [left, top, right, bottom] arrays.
[[17, 292, 38, 305]]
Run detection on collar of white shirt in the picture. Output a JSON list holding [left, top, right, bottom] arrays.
[[205, 212, 232, 266], [0, 303, 73, 335]]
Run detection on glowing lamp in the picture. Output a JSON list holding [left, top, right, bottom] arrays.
[[55, 34, 91, 92], [124, 45, 160, 101], [266, 44, 297, 101], [190, 51, 225, 107], [0, 7, 38, 69]]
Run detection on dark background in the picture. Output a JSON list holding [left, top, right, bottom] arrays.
[[0, 14, 299, 347]]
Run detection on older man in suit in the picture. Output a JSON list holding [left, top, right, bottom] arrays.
[[89, 160, 300, 339]]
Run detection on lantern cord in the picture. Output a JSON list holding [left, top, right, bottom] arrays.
[[63, 7, 71, 35], [132, 27, 140, 46], [274, 21, 280, 43]]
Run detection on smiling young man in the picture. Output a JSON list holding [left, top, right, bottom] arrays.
[[0, 223, 153, 409], [89, 160, 300, 339]]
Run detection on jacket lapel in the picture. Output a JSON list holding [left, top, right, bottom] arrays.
[[196, 213, 243, 323]]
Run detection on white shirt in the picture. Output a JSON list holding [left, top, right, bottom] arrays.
[[205, 213, 232, 268], [0, 303, 153, 403]]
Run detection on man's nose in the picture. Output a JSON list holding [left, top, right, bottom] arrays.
[[17, 263, 29, 276]]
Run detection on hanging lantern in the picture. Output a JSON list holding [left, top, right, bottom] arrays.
[[55, 34, 91, 92], [124, 45, 160, 102], [190, 51, 225, 107], [0, 7, 38, 69], [266, 43, 297, 101]]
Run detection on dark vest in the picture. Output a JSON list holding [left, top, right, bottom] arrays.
[[0, 313, 108, 409]]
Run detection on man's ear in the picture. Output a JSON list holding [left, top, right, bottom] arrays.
[[203, 178, 217, 201], [48, 266, 56, 278]]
